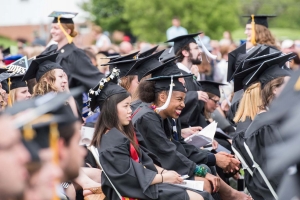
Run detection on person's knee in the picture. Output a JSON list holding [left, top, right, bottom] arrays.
[[195, 177, 212, 193], [186, 190, 204, 200]]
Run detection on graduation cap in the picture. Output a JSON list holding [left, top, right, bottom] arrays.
[[6, 56, 28, 75], [241, 51, 281, 70], [22, 53, 62, 82], [2, 47, 10, 57], [244, 53, 294, 88], [228, 45, 261, 81], [108, 51, 139, 63], [130, 50, 165, 81], [233, 65, 261, 92], [5, 86, 83, 128], [49, 11, 78, 24], [165, 33, 200, 55], [198, 81, 227, 98], [138, 45, 159, 58], [0, 68, 8, 74], [9, 74, 27, 90], [143, 57, 182, 79], [49, 11, 78, 44], [146, 75, 188, 113], [105, 59, 137, 78], [88, 68, 126, 112], [159, 47, 176, 63], [227, 43, 246, 82], [244, 14, 276, 28], [243, 14, 276, 45]]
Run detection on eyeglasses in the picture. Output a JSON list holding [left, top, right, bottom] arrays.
[[209, 98, 220, 105]]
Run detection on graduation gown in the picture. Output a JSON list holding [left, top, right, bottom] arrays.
[[244, 112, 283, 199], [132, 103, 212, 177], [40, 43, 104, 115], [231, 117, 252, 138], [131, 99, 143, 113], [178, 69, 207, 128], [98, 128, 213, 200]]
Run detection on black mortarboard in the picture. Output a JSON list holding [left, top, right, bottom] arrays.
[[22, 140, 40, 162], [0, 68, 8, 74], [88, 68, 127, 112], [106, 59, 137, 78], [109, 51, 139, 63], [138, 45, 159, 58], [165, 33, 201, 55], [229, 45, 261, 81], [159, 47, 176, 63], [199, 81, 226, 98], [147, 75, 188, 93], [130, 50, 165, 81], [9, 74, 27, 90], [241, 51, 281, 70], [244, 15, 276, 28], [2, 47, 10, 57], [227, 43, 246, 82], [22, 53, 63, 81], [49, 11, 78, 24], [6, 56, 28, 75], [5, 87, 83, 128], [244, 53, 294, 88], [233, 65, 261, 92], [144, 57, 182, 78]]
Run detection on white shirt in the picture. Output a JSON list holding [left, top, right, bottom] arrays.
[[166, 26, 188, 44], [95, 34, 111, 48], [177, 62, 201, 81]]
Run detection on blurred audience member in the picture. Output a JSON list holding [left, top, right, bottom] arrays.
[[290, 52, 300, 71], [119, 41, 133, 54], [92, 26, 111, 52], [281, 39, 295, 54], [222, 31, 233, 44], [166, 17, 188, 42], [32, 31, 46, 47], [84, 48, 98, 67]]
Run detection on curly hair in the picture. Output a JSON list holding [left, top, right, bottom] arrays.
[[260, 77, 284, 110], [233, 82, 262, 123], [33, 70, 58, 96], [255, 24, 278, 48]]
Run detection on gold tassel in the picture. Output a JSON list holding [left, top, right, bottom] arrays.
[[58, 16, 73, 44], [50, 122, 60, 200], [7, 77, 12, 106], [294, 77, 300, 91], [251, 14, 256, 45], [23, 124, 35, 141]]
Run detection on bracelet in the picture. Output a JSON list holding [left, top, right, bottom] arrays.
[[161, 174, 163, 183], [161, 169, 165, 174], [194, 165, 208, 177]]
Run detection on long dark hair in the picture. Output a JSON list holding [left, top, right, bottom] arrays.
[[91, 92, 140, 153]]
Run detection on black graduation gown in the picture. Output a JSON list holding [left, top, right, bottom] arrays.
[[244, 112, 283, 200], [40, 43, 104, 115], [132, 103, 211, 177], [98, 128, 213, 200], [231, 117, 252, 138], [178, 69, 207, 128], [227, 100, 239, 127], [131, 99, 143, 113]]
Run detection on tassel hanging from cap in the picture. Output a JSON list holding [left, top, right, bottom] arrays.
[[294, 77, 300, 91], [155, 76, 174, 113], [7, 77, 12, 107], [23, 124, 35, 141], [251, 14, 257, 45], [49, 122, 60, 200], [58, 16, 73, 44]]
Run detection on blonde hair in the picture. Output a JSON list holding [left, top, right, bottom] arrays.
[[233, 82, 262, 123], [33, 70, 58, 96], [8, 89, 17, 105], [61, 23, 78, 37], [255, 24, 278, 48]]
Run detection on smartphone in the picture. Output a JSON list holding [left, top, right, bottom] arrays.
[[181, 175, 189, 179]]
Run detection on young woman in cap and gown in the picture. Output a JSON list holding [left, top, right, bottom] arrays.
[[132, 59, 253, 200], [40, 11, 105, 116], [232, 53, 293, 199], [88, 69, 210, 200]]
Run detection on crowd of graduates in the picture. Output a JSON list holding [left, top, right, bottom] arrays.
[[0, 11, 300, 200]]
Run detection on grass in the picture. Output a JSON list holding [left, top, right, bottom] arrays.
[[232, 28, 300, 42], [0, 36, 17, 48]]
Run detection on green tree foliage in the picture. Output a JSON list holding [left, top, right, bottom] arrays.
[[81, 0, 130, 32], [81, 0, 240, 42]]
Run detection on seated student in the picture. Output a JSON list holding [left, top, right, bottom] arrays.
[[88, 69, 211, 200], [22, 53, 78, 116], [233, 54, 293, 199], [132, 72, 251, 199], [8, 75, 31, 105]]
